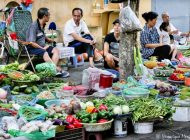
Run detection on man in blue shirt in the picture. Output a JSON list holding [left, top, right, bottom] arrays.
[[26, 7, 69, 77]]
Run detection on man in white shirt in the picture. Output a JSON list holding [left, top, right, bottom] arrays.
[[161, 12, 189, 44], [63, 8, 96, 67]]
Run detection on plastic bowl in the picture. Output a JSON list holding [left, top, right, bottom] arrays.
[[45, 99, 71, 108], [153, 68, 174, 77], [144, 61, 157, 69], [82, 119, 113, 132]]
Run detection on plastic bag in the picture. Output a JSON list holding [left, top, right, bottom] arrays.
[[82, 67, 102, 89], [119, 5, 142, 32], [18, 106, 48, 121], [8, 129, 55, 140], [35, 62, 57, 77]]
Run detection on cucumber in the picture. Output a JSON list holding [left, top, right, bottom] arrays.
[[11, 91, 20, 95]]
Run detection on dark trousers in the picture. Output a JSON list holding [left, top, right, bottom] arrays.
[[151, 45, 172, 61], [68, 34, 94, 57]]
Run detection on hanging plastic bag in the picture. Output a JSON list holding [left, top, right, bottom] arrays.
[[119, 4, 142, 32]]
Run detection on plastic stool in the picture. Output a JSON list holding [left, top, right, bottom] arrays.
[[71, 54, 84, 68], [86, 132, 102, 140]]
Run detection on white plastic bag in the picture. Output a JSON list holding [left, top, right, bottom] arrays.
[[120, 5, 142, 32], [82, 67, 102, 89]]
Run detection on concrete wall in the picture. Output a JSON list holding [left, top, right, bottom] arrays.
[[0, 0, 151, 48]]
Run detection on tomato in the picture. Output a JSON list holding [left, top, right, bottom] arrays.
[[98, 119, 108, 123], [66, 124, 75, 129], [66, 115, 74, 124], [73, 122, 82, 128]]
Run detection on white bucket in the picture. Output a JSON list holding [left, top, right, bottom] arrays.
[[134, 122, 154, 134], [114, 118, 127, 137]]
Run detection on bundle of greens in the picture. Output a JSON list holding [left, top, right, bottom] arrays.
[[102, 94, 127, 107], [128, 97, 175, 122], [0, 61, 19, 73], [35, 62, 57, 78], [134, 47, 143, 76]]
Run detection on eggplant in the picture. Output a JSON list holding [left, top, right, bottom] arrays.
[[53, 119, 62, 125]]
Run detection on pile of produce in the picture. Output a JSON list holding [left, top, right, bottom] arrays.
[[0, 108, 17, 118], [179, 87, 190, 100], [7, 71, 40, 82], [102, 94, 126, 107], [46, 99, 81, 115], [37, 91, 55, 100], [11, 85, 40, 95], [0, 61, 19, 73], [134, 46, 143, 75], [65, 115, 82, 129], [2, 116, 55, 139], [35, 63, 57, 78], [76, 102, 112, 123], [169, 73, 184, 81], [18, 106, 48, 121], [0, 74, 6, 81], [40, 82, 68, 93], [128, 98, 175, 122], [12, 95, 36, 105], [153, 66, 174, 77]]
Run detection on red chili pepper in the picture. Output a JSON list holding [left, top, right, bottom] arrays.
[[98, 119, 108, 123], [66, 124, 75, 129], [66, 115, 74, 124], [92, 108, 99, 113], [73, 122, 83, 128], [73, 118, 81, 123], [99, 104, 108, 111]]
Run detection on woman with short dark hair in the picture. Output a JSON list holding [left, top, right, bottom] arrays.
[[140, 11, 174, 61]]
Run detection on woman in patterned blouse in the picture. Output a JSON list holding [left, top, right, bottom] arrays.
[[140, 11, 175, 61]]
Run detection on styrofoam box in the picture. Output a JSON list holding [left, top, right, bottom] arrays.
[[172, 107, 190, 122], [56, 46, 75, 59]]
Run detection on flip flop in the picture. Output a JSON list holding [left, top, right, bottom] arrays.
[[94, 57, 104, 64], [56, 71, 70, 78]]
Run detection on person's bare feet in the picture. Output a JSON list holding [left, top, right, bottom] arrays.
[[89, 62, 95, 68]]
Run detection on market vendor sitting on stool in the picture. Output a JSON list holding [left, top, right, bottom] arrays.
[[103, 19, 120, 71], [63, 7, 97, 68], [140, 11, 175, 61], [26, 7, 69, 77]]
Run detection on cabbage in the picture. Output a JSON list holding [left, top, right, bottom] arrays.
[[85, 101, 94, 107], [121, 105, 130, 114], [113, 106, 122, 115]]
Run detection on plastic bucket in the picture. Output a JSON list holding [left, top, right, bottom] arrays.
[[134, 122, 154, 134], [114, 118, 128, 137]]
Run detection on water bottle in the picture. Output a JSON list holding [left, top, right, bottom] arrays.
[[104, 0, 108, 9]]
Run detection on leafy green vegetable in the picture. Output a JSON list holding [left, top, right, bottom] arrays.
[[35, 63, 57, 78], [128, 97, 175, 122], [103, 94, 126, 107], [0, 61, 19, 73]]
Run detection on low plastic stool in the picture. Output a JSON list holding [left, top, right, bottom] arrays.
[[86, 132, 102, 140], [71, 54, 84, 68]]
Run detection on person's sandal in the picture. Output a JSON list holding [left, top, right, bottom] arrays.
[[56, 70, 70, 78], [94, 57, 104, 64]]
